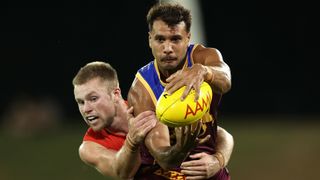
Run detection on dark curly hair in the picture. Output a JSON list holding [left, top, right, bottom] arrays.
[[147, 2, 192, 33]]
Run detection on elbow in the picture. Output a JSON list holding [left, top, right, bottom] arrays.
[[221, 68, 232, 94], [229, 132, 234, 149], [214, 80, 231, 95], [222, 80, 232, 94]]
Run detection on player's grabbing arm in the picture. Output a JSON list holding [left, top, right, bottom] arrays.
[[180, 126, 234, 179], [79, 109, 156, 179]]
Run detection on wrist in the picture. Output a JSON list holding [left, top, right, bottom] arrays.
[[213, 151, 225, 168], [204, 66, 214, 84], [125, 135, 139, 152]]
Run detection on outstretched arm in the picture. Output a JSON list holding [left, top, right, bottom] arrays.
[[165, 45, 231, 100], [79, 139, 140, 179], [79, 110, 156, 179]]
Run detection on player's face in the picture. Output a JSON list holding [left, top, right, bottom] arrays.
[[74, 78, 116, 131], [149, 20, 190, 78]]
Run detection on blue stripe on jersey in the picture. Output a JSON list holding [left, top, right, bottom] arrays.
[[138, 44, 194, 100], [138, 61, 165, 99], [187, 44, 194, 67]]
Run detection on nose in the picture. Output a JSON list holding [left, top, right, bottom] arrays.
[[163, 42, 173, 55], [83, 101, 93, 114]]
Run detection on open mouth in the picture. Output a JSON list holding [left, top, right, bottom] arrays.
[[86, 116, 98, 122]]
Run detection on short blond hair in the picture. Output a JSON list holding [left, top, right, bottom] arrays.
[[72, 61, 119, 92]]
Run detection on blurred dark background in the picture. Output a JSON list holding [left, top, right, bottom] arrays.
[[0, 0, 319, 179], [1, 1, 319, 120]]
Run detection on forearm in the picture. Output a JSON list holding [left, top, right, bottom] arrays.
[[150, 145, 190, 170], [204, 64, 231, 94], [215, 126, 234, 167], [145, 126, 190, 170], [113, 137, 141, 179]]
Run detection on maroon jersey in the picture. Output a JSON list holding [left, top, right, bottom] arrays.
[[135, 44, 230, 179]]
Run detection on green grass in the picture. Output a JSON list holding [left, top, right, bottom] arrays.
[[221, 115, 320, 180], [1, 116, 319, 180], [0, 125, 111, 180]]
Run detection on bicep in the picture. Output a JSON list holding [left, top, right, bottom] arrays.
[[217, 126, 233, 142], [127, 78, 155, 115], [194, 45, 228, 67], [127, 78, 170, 148], [79, 141, 117, 176]]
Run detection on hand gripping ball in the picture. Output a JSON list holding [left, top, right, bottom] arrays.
[[156, 82, 213, 127]]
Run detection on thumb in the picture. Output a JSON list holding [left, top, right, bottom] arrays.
[[127, 106, 134, 114], [189, 152, 206, 159], [127, 106, 134, 118], [166, 70, 181, 82], [127, 106, 134, 126]]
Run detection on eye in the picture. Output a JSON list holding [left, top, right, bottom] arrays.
[[171, 36, 182, 43], [77, 100, 84, 106], [157, 37, 165, 43], [90, 96, 98, 102], [155, 35, 165, 43]]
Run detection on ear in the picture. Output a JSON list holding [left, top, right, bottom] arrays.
[[113, 88, 122, 101], [187, 32, 191, 42], [148, 32, 152, 48]]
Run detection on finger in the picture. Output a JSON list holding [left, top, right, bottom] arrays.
[[181, 166, 206, 171], [166, 81, 183, 95], [139, 115, 157, 131], [181, 85, 192, 101], [189, 152, 206, 159], [194, 83, 201, 102], [134, 112, 156, 127], [165, 73, 181, 93], [181, 160, 204, 167], [197, 135, 211, 144], [127, 106, 134, 114], [192, 120, 202, 137], [138, 126, 154, 138], [135, 111, 154, 120], [166, 70, 181, 82], [185, 175, 207, 180], [181, 169, 206, 176], [127, 106, 134, 119]]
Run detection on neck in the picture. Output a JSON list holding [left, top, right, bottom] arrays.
[[106, 98, 129, 135], [106, 118, 128, 136]]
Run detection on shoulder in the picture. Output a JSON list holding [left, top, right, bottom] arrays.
[[83, 127, 102, 141], [193, 44, 218, 51], [193, 44, 223, 64], [128, 77, 155, 115], [137, 61, 155, 75], [78, 141, 99, 164]]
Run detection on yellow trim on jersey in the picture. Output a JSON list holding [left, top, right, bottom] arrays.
[[154, 60, 167, 87], [136, 73, 158, 106]]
